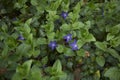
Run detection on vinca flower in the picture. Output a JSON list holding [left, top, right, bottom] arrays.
[[63, 34, 72, 42], [12, 17, 17, 21], [69, 40, 78, 50], [48, 41, 57, 50], [17, 35, 25, 40], [61, 11, 68, 19]]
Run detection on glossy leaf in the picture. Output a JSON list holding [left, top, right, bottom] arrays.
[[60, 23, 70, 31], [16, 60, 32, 77], [64, 48, 75, 57], [52, 59, 62, 74], [56, 45, 64, 53], [77, 40, 85, 49], [104, 67, 120, 80], [85, 33, 96, 42], [76, 49, 85, 57], [95, 42, 107, 51], [29, 66, 42, 80], [107, 48, 120, 62], [72, 22, 84, 30], [106, 33, 115, 41], [96, 56, 105, 67], [36, 38, 47, 45]]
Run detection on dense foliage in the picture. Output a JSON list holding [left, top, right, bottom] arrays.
[[0, 0, 120, 80]]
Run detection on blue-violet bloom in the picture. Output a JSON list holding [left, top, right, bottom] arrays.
[[12, 17, 17, 21], [63, 34, 72, 42], [61, 11, 68, 19], [69, 40, 78, 51], [48, 41, 57, 50], [18, 35, 25, 40], [41, 64, 47, 69]]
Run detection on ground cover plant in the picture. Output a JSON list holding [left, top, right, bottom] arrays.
[[0, 0, 120, 80]]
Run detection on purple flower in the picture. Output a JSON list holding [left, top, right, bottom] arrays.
[[17, 35, 25, 40], [61, 11, 68, 19], [69, 40, 78, 51], [12, 17, 17, 21], [63, 34, 72, 42], [48, 41, 57, 50], [64, 55, 71, 59], [41, 64, 47, 69]]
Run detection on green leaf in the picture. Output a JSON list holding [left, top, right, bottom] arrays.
[[110, 24, 120, 34], [85, 33, 96, 42], [47, 22, 54, 32], [56, 45, 64, 53], [73, 1, 81, 14], [79, 29, 89, 38], [16, 43, 31, 55], [24, 24, 31, 34], [21, 60, 32, 72], [14, 0, 28, 8], [66, 73, 74, 80], [104, 67, 120, 80], [60, 23, 70, 31], [31, 0, 38, 6], [64, 48, 75, 57], [107, 48, 120, 62], [71, 1, 81, 21], [76, 49, 85, 57], [2, 44, 8, 57], [12, 73, 22, 80], [67, 62, 73, 69], [23, 18, 32, 34], [47, 32, 55, 41], [52, 59, 62, 73], [110, 37, 120, 47], [72, 22, 84, 30], [51, 60, 67, 79], [36, 38, 47, 45], [96, 56, 105, 67], [29, 66, 42, 80], [106, 33, 115, 41], [61, 1, 69, 11], [47, 11, 59, 21], [32, 50, 40, 57], [6, 36, 16, 48], [94, 70, 100, 80], [26, 18, 32, 25], [14, 2, 21, 8], [36, 5, 45, 13], [58, 72, 67, 80], [16, 60, 32, 77], [41, 56, 48, 65], [1, 22, 8, 32], [95, 42, 107, 51], [27, 33, 33, 44], [47, 0, 62, 11], [85, 21, 91, 29], [77, 40, 85, 49]]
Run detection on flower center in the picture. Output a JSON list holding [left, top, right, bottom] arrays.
[[67, 36, 70, 39], [52, 43, 55, 47], [63, 13, 67, 17], [74, 44, 77, 48]]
